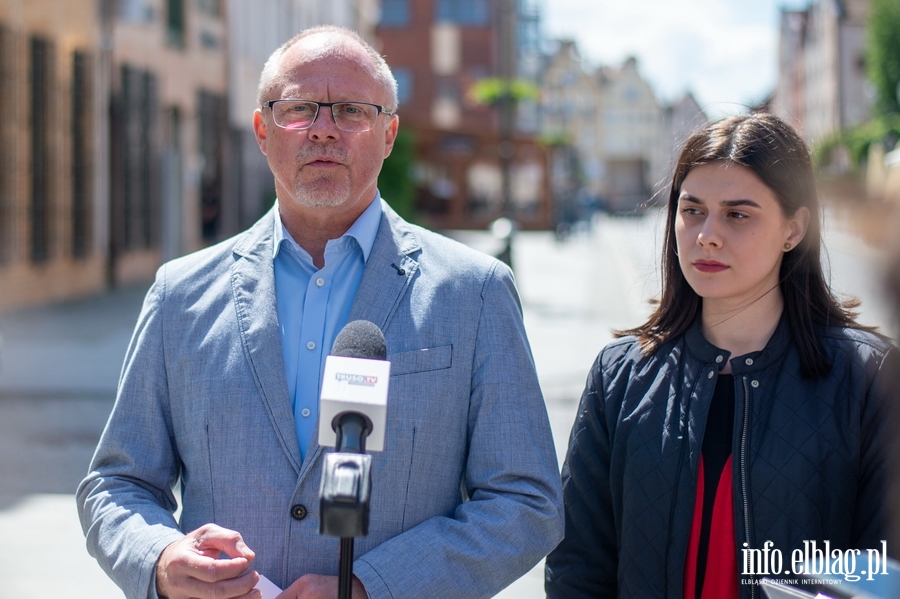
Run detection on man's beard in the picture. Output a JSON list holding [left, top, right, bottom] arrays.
[[292, 147, 351, 207], [293, 175, 351, 207]]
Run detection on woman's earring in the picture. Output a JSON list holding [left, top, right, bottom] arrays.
[[784, 242, 792, 250]]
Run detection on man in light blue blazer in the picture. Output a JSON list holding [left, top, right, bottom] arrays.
[[77, 25, 562, 599]]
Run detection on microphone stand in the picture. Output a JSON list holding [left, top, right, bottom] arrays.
[[320, 414, 372, 599], [339, 537, 355, 599]]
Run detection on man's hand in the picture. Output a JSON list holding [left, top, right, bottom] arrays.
[[277, 574, 368, 599], [156, 523, 260, 599]]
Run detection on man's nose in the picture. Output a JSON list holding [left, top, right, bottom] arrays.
[[308, 106, 340, 141]]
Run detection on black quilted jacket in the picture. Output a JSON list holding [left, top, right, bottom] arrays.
[[545, 316, 897, 599]]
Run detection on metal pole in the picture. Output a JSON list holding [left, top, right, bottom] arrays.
[[338, 537, 354, 599], [100, 0, 117, 288], [498, 0, 515, 217], [496, 0, 517, 268]]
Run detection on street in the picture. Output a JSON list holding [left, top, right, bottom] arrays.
[[0, 208, 894, 598]]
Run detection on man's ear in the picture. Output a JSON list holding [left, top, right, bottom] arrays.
[[253, 109, 268, 156], [382, 115, 399, 159]]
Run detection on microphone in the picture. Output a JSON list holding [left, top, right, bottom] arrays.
[[318, 320, 390, 453], [319, 320, 390, 541]]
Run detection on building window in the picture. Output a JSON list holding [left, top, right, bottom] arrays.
[[0, 24, 14, 264], [29, 36, 54, 263], [196, 0, 220, 17], [436, 0, 489, 26], [167, 0, 185, 48], [394, 68, 413, 105], [71, 50, 92, 258], [112, 65, 158, 252], [198, 90, 225, 242], [381, 0, 410, 26], [435, 76, 461, 103], [119, 0, 154, 22]]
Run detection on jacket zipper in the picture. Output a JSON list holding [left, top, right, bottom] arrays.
[[740, 375, 754, 599]]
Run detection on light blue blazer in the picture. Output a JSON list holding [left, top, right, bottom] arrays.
[[77, 200, 564, 599]]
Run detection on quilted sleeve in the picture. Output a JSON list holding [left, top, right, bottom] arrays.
[[853, 343, 900, 553], [545, 348, 620, 598]]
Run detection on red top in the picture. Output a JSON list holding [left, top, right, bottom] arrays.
[[683, 454, 740, 599]]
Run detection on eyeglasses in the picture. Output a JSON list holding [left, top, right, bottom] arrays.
[[263, 99, 394, 133]]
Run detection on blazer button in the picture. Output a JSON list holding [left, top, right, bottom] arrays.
[[290, 504, 308, 521]]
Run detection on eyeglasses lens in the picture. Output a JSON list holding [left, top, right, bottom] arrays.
[[273, 101, 378, 132]]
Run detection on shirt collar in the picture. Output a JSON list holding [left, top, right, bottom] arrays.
[[273, 192, 383, 262]]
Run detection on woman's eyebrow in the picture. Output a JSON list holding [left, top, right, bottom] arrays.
[[721, 198, 761, 208], [678, 193, 761, 209]]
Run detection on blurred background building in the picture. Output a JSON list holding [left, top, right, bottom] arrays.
[[539, 41, 706, 220], [0, 0, 373, 312], [3, 0, 893, 313], [771, 0, 872, 144], [375, 0, 552, 230], [768, 0, 900, 239]]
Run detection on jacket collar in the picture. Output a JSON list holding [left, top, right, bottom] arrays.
[[346, 199, 421, 331], [684, 310, 792, 373]]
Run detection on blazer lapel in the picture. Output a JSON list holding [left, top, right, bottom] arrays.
[[348, 201, 421, 333], [230, 209, 302, 476]]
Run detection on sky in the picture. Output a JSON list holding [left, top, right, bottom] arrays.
[[541, 0, 811, 119]]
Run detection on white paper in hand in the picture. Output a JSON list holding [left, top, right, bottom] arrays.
[[255, 574, 283, 599]]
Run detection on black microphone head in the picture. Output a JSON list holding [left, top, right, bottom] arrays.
[[332, 320, 387, 360]]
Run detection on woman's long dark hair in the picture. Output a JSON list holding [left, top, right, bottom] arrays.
[[618, 112, 868, 378]]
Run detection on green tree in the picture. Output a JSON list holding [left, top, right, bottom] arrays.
[[867, 0, 900, 115], [466, 77, 539, 106], [378, 126, 417, 222]]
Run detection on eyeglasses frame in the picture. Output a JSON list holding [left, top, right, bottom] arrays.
[[262, 99, 395, 132]]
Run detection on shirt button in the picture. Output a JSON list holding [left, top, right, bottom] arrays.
[[307, 341, 316, 350], [301, 408, 311, 418], [751, 380, 760, 388], [745, 358, 754, 366], [290, 504, 308, 521], [707, 371, 714, 379], [716, 355, 724, 364], [316, 277, 325, 287]]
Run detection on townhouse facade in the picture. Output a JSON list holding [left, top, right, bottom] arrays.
[[538, 41, 704, 215], [0, 0, 375, 312], [595, 57, 669, 212], [375, 0, 553, 230], [1, 0, 111, 310], [772, 0, 871, 144]]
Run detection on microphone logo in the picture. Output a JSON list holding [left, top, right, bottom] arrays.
[[334, 373, 379, 386]]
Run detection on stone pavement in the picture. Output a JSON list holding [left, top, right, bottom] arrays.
[[0, 284, 148, 599]]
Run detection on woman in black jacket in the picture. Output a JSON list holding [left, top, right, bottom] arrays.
[[545, 113, 898, 599]]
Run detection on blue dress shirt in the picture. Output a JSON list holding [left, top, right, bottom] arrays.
[[273, 195, 382, 460]]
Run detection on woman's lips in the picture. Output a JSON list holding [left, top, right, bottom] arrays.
[[693, 260, 729, 273]]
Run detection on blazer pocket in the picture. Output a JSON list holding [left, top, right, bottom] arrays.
[[388, 345, 452, 376]]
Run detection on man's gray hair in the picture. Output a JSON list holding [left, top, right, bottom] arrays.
[[257, 25, 398, 113]]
